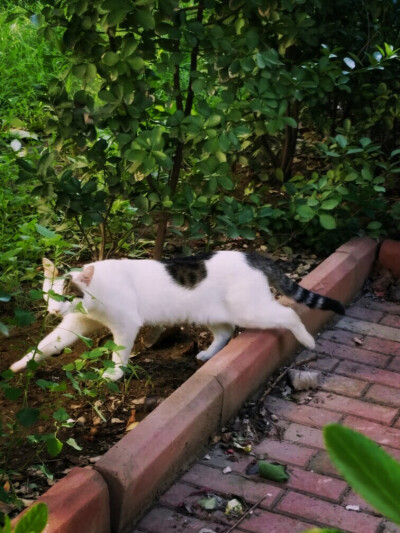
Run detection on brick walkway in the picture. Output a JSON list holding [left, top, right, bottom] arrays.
[[134, 296, 400, 533]]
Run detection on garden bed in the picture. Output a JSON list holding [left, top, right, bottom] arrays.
[[0, 250, 320, 518]]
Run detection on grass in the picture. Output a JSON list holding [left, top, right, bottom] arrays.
[[0, 2, 65, 130]]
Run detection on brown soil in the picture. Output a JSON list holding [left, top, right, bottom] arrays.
[[0, 321, 212, 515]]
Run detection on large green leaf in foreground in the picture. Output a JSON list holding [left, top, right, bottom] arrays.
[[324, 424, 400, 524]]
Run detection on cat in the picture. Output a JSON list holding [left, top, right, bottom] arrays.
[[10, 252, 345, 380]]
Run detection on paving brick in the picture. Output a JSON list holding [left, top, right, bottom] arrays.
[[309, 355, 340, 372], [342, 490, 377, 514], [253, 439, 315, 467], [231, 509, 311, 533], [306, 391, 397, 424], [320, 373, 368, 397], [387, 357, 400, 372], [322, 328, 400, 356], [346, 305, 384, 322], [382, 520, 400, 533], [381, 314, 400, 328], [335, 360, 400, 389], [200, 448, 254, 475], [365, 383, 400, 407], [276, 491, 381, 533], [343, 415, 400, 449], [357, 296, 400, 315], [336, 316, 400, 343], [284, 423, 324, 449], [182, 463, 282, 507], [286, 466, 346, 501], [314, 338, 389, 367], [264, 396, 341, 428], [308, 450, 341, 478], [136, 506, 221, 533]]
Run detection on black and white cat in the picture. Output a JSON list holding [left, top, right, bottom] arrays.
[[10, 252, 344, 380]]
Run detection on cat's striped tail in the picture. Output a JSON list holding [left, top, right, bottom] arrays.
[[246, 252, 345, 315]]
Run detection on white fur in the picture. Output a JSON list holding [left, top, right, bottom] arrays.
[[10, 253, 315, 380]]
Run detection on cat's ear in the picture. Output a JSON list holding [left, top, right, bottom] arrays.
[[42, 258, 59, 279], [75, 265, 95, 286]]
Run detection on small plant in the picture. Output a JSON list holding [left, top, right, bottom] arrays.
[[1, 502, 48, 533], [303, 424, 400, 532]]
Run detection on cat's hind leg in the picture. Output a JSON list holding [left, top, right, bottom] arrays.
[[236, 300, 315, 350], [196, 323, 235, 362], [10, 315, 100, 373]]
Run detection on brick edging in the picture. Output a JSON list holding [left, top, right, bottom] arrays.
[[12, 237, 378, 533], [378, 238, 400, 277]]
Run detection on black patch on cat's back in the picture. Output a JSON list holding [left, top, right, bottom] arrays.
[[162, 252, 215, 289]]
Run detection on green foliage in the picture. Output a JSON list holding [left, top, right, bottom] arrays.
[[1, 503, 48, 533], [3, 0, 398, 259], [324, 424, 400, 525]]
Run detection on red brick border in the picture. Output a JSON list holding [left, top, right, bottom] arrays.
[[11, 237, 378, 533], [378, 238, 400, 277], [12, 468, 110, 533]]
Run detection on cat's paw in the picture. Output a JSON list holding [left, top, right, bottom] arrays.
[[10, 358, 28, 373], [302, 334, 316, 350], [196, 350, 213, 362], [102, 366, 125, 381]]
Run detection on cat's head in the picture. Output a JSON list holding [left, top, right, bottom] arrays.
[[42, 258, 94, 316]]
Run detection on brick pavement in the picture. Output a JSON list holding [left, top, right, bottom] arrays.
[[134, 295, 400, 533]]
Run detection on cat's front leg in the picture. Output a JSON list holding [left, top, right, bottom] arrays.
[[196, 324, 235, 362], [102, 326, 139, 381], [10, 315, 100, 373]]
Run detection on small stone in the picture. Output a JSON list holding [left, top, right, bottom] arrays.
[[203, 454, 211, 460], [223, 466, 232, 474], [270, 414, 278, 422], [346, 505, 360, 512]]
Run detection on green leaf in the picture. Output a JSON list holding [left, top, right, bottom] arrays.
[[14, 309, 35, 327], [320, 199, 340, 210], [36, 224, 57, 239], [14, 502, 48, 533], [258, 460, 289, 482], [367, 221, 382, 230], [102, 51, 119, 66], [136, 9, 155, 30], [218, 176, 234, 191], [53, 407, 69, 422], [45, 435, 63, 457], [319, 213, 336, 229], [66, 438, 82, 451], [16, 407, 40, 427], [297, 204, 314, 219], [324, 424, 400, 524]]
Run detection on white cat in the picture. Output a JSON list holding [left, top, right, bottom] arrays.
[[10, 252, 344, 380]]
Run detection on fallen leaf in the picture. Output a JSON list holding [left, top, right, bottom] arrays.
[[126, 408, 136, 429], [225, 498, 243, 516], [258, 460, 289, 482], [198, 496, 218, 510], [126, 421, 139, 432], [111, 418, 124, 424]]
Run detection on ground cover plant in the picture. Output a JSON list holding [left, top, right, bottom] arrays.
[[1, 0, 400, 524]]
